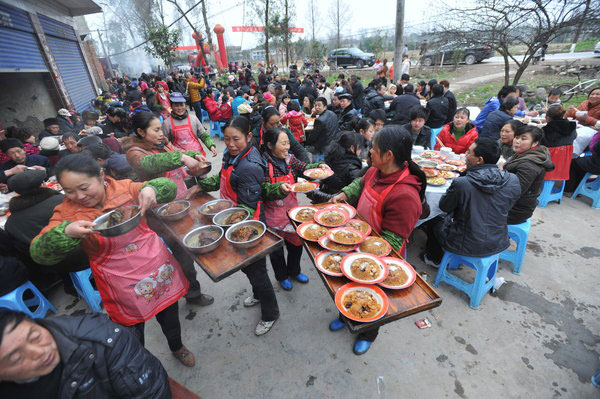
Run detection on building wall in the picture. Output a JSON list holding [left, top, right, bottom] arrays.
[[0, 72, 58, 132]]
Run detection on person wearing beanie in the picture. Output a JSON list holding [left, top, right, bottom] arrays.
[[39, 118, 61, 141], [39, 136, 61, 166], [0, 139, 50, 184]]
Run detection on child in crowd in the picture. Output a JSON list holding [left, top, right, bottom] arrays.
[[280, 100, 308, 143]]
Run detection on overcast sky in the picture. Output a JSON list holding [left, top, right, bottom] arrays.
[[86, 0, 436, 51]]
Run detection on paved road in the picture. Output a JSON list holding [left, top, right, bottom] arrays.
[[483, 51, 598, 64]]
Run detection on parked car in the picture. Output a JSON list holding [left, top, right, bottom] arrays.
[[420, 43, 494, 66], [594, 41, 600, 55], [328, 48, 376, 69]]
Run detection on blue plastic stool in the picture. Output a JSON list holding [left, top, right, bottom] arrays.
[[430, 127, 442, 150], [70, 269, 102, 312], [499, 219, 531, 275], [0, 281, 57, 318], [201, 109, 209, 123], [209, 121, 225, 139], [433, 251, 499, 309], [572, 173, 600, 209], [537, 180, 565, 207]]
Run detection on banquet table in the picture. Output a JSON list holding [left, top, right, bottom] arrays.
[[573, 125, 597, 156]]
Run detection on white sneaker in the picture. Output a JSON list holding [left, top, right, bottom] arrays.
[[423, 254, 440, 269], [243, 296, 260, 307], [255, 320, 276, 336]]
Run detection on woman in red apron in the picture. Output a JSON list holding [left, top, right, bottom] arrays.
[[123, 111, 215, 306], [30, 153, 196, 367], [261, 127, 331, 291], [154, 82, 172, 120], [195, 116, 281, 336], [330, 126, 427, 355]]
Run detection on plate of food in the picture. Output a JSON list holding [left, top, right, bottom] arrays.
[[303, 168, 334, 180], [344, 219, 372, 236], [287, 205, 318, 223], [314, 208, 350, 227], [335, 282, 389, 323], [422, 168, 439, 178], [444, 158, 465, 167], [427, 177, 447, 186], [420, 150, 440, 159], [92, 205, 141, 237], [296, 221, 329, 242], [327, 227, 366, 245], [290, 181, 319, 193], [318, 236, 358, 252], [341, 252, 388, 284], [225, 220, 266, 248], [212, 207, 250, 227], [357, 236, 392, 257], [314, 250, 346, 277], [438, 170, 458, 179], [457, 165, 467, 173], [325, 203, 357, 219], [417, 160, 438, 169], [378, 257, 417, 290], [412, 156, 423, 163], [436, 163, 457, 171]]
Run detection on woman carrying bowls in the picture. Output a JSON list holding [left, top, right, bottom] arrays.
[[261, 126, 330, 291], [122, 111, 214, 307], [195, 116, 280, 336], [30, 153, 197, 367]]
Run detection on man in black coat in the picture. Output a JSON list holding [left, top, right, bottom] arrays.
[[350, 75, 365, 110], [424, 137, 521, 266], [391, 84, 420, 124], [337, 93, 357, 131], [0, 310, 171, 398], [0, 139, 50, 185], [307, 97, 339, 161], [362, 82, 394, 117], [440, 79, 457, 123], [56, 109, 75, 134], [297, 79, 319, 102], [286, 72, 301, 99], [426, 84, 450, 129]]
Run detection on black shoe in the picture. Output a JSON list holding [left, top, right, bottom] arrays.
[[186, 294, 214, 306]]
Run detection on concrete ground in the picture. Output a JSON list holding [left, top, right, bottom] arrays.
[[47, 134, 600, 399]]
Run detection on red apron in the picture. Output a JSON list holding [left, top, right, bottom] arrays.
[[153, 144, 189, 200], [169, 116, 206, 157], [264, 162, 302, 245], [219, 151, 262, 220], [544, 145, 573, 181], [157, 93, 171, 119], [89, 216, 189, 326]]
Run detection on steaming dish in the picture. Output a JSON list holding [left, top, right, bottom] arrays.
[[160, 202, 187, 216], [342, 290, 381, 319], [189, 230, 220, 247], [224, 210, 248, 225], [350, 257, 381, 281], [203, 201, 232, 214]]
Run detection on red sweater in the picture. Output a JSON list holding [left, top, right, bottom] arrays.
[[435, 122, 478, 154], [280, 111, 308, 142], [361, 167, 422, 239]]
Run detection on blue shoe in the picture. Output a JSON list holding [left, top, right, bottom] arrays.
[[279, 279, 293, 291], [329, 318, 345, 331], [353, 339, 372, 355], [293, 273, 309, 283], [593, 369, 600, 388]]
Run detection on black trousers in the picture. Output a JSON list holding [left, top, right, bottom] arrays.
[[358, 327, 379, 342], [269, 240, 303, 281], [424, 216, 445, 264], [129, 301, 183, 352], [565, 156, 600, 193], [242, 258, 280, 322]]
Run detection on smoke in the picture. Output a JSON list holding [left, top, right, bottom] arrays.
[[114, 48, 157, 76]]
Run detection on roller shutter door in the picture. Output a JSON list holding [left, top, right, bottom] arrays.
[[0, 2, 47, 72]]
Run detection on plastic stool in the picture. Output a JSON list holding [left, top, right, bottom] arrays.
[[201, 109, 209, 123], [433, 251, 499, 309], [209, 121, 225, 139], [499, 219, 531, 275], [0, 281, 57, 318], [430, 127, 442, 150], [572, 173, 600, 209], [70, 269, 102, 312], [537, 180, 565, 207]]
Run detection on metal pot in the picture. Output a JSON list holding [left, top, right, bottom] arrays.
[[225, 220, 266, 249], [92, 205, 141, 237], [198, 199, 234, 216], [183, 225, 224, 254], [212, 207, 250, 228], [156, 200, 190, 222]]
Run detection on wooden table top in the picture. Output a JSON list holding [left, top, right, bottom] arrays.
[[291, 203, 442, 333], [148, 193, 284, 282]]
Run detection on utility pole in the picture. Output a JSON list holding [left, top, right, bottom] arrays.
[[265, 0, 270, 66], [284, 0, 289, 68], [393, 0, 404, 84], [96, 29, 113, 78]]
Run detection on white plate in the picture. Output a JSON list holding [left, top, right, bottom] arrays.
[[341, 252, 388, 284], [378, 257, 417, 290], [314, 250, 346, 277]]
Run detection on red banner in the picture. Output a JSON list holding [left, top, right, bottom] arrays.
[[232, 26, 304, 33]]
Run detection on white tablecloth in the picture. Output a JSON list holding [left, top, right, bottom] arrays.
[[573, 125, 597, 156], [416, 181, 451, 227], [0, 192, 17, 229]]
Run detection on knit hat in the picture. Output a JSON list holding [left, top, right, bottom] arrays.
[[237, 103, 253, 115], [7, 169, 47, 194], [85, 126, 103, 136], [77, 135, 102, 148], [1, 138, 24, 153], [57, 108, 72, 117], [264, 92, 276, 105], [43, 118, 60, 128], [40, 137, 60, 151]]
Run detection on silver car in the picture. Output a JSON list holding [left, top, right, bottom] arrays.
[[595, 41, 600, 55]]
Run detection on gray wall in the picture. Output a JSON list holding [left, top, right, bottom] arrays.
[[0, 72, 58, 133]]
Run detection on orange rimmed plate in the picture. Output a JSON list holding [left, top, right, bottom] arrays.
[[290, 181, 319, 193], [378, 257, 417, 290], [303, 168, 334, 180], [296, 221, 329, 242], [335, 282, 389, 323], [325, 203, 357, 219], [314, 207, 350, 227], [341, 252, 388, 284], [327, 227, 366, 245], [356, 236, 393, 257], [314, 250, 346, 277], [344, 219, 372, 236], [318, 236, 358, 252], [287, 205, 319, 223]]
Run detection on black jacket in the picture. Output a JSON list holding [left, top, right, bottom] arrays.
[[321, 149, 363, 194], [362, 91, 392, 117], [0, 230, 28, 296], [57, 116, 75, 134], [400, 122, 432, 149], [392, 94, 421, 124], [339, 106, 358, 131], [541, 119, 577, 148], [426, 95, 450, 129], [0, 155, 51, 184], [438, 164, 521, 256], [222, 145, 267, 217], [286, 77, 300, 98], [351, 80, 365, 110], [126, 88, 142, 104], [479, 110, 512, 140], [39, 314, 170, 399], [307, 110, 339, 154], [444, 90, 457, 123], [102, 118, 129, 139], [298, 84, 319, 101], [504, 146, 554, 224]]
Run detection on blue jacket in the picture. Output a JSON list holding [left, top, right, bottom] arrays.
[[474, 96, 525, 130], [232, 96, 247, 116], [479, 109, 513, 140]]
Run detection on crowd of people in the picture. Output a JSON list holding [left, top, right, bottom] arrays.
[[1, 60, 599, 397]]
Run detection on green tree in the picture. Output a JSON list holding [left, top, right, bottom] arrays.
[[145, 25, 180, 69]]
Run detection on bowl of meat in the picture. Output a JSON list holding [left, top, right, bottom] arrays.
[[184, 161, 212, 177], [198, 199, 234, 217], [156, 200, 190, 222], [212, 207, 250, 228], [225, 220, 266, 249], [92, 205, 141, 237], [183, 225, 224, 254]]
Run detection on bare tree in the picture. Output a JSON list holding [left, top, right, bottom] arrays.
[[438, 0, 599, 85], [167, 0, 207, 66], [250, 0, 283, 65], [309, 0, 318, 42], [329, 0, 351, 49]]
